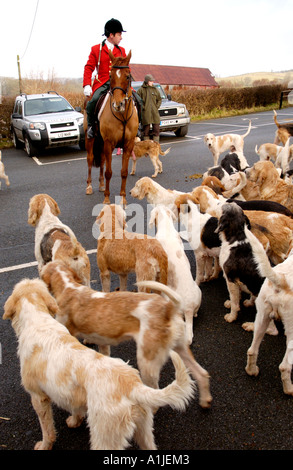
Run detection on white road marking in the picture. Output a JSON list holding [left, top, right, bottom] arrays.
[[32, 156, 43, 165], [32, 156, 86, 166], [0, 261, 38, 273], [202, 122, 254, 128], [30, 141, 192, 165], [0, 249, 97, 274]]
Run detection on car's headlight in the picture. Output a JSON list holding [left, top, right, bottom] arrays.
[[29, 122, 46, 131], [178, 106, 186, 115], [77, 117, 84, 126]]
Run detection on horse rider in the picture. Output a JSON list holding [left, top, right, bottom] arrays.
[[83, 18, 127, 139]]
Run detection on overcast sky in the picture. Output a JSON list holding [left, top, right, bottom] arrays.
[[1, 0, 292, 82]]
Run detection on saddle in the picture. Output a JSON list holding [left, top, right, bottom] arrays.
[[94, 92, 108, 121], [94, 90, 141, 123]]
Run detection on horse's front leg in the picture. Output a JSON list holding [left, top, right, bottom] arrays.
[[120, 149, 131, 206], [103, 141, 113, 204]]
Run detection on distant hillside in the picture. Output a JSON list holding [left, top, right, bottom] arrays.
[[217, 71, 293, 87]]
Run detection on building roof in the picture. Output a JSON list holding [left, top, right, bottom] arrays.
[[130, 64, 219, 88]]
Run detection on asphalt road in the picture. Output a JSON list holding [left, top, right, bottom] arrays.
[[1, 108, 293, 457]]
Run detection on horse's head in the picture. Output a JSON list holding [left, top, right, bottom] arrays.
[[109, 50, 132, 113]]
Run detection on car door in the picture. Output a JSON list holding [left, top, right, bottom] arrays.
[[12, 100, 24, 141]]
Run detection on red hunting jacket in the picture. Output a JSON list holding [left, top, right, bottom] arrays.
[[83, 41, 127, 94]]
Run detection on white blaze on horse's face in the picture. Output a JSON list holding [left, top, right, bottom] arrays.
[[112, 75, 127, 112]]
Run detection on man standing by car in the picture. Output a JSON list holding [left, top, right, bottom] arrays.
[[137, 74, 162, 142], [83, 18, 127, 139]]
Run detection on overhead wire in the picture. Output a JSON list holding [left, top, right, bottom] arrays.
[[20, 0, 40, 60]]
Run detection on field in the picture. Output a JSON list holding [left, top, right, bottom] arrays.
[[217, 70, 293, 88]]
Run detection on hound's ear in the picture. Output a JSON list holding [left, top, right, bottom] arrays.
[[48, 197, 60, 217], [244, 214, 251, 230], [142, 182, 152, 197], [41, 290, 59, 317], [40, 263, 54, 291], [28, 201, 39, 226], [215, 215, 227, 234], [3, 295, 16, 320], [255, 170, 265, 186]]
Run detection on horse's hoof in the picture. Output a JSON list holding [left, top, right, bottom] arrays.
[[103, 197, 110, 205], [86, 186, 93, 195], [99, 186, 105, 192]]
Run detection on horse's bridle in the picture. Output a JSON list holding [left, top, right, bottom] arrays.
[[109, 65, 132, 100], [109, 64, 135, 132]]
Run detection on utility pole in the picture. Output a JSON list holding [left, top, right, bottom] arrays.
[[17, 55, 22, 94]]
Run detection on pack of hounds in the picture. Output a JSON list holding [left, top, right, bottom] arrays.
[[2, 110, 293, 450]]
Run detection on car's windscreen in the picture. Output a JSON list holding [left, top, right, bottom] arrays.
[[154, 85, 167, 99], [24, 97, 73, 116]]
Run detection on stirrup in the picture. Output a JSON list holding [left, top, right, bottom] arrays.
[[87, 127, 94, 139]]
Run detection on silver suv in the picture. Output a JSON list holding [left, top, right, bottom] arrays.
[[11, 91, 85, 156], [132, 81, 190, 137]]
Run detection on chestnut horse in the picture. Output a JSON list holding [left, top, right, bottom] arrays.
[[84, 50, 139, 205]]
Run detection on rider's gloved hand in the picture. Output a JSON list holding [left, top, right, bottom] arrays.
[[84, 85, 92, 97]]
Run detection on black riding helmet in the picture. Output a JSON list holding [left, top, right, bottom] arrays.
[[103, 18, 126, 36]]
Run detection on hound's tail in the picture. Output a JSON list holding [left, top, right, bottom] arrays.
[[255, 144, 259, 155], [130, 350, 195, 412], [136, 280, 183, 308], [274, 110, 280, 128], [159, 146, 171, 156], [245, 226, 289, 290], [242, 120, 252, 138], [222, 171, 247, 198]]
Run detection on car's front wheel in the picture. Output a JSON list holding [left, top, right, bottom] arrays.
[[24, 134, 38, 157], [175, 125, 188, 137]]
